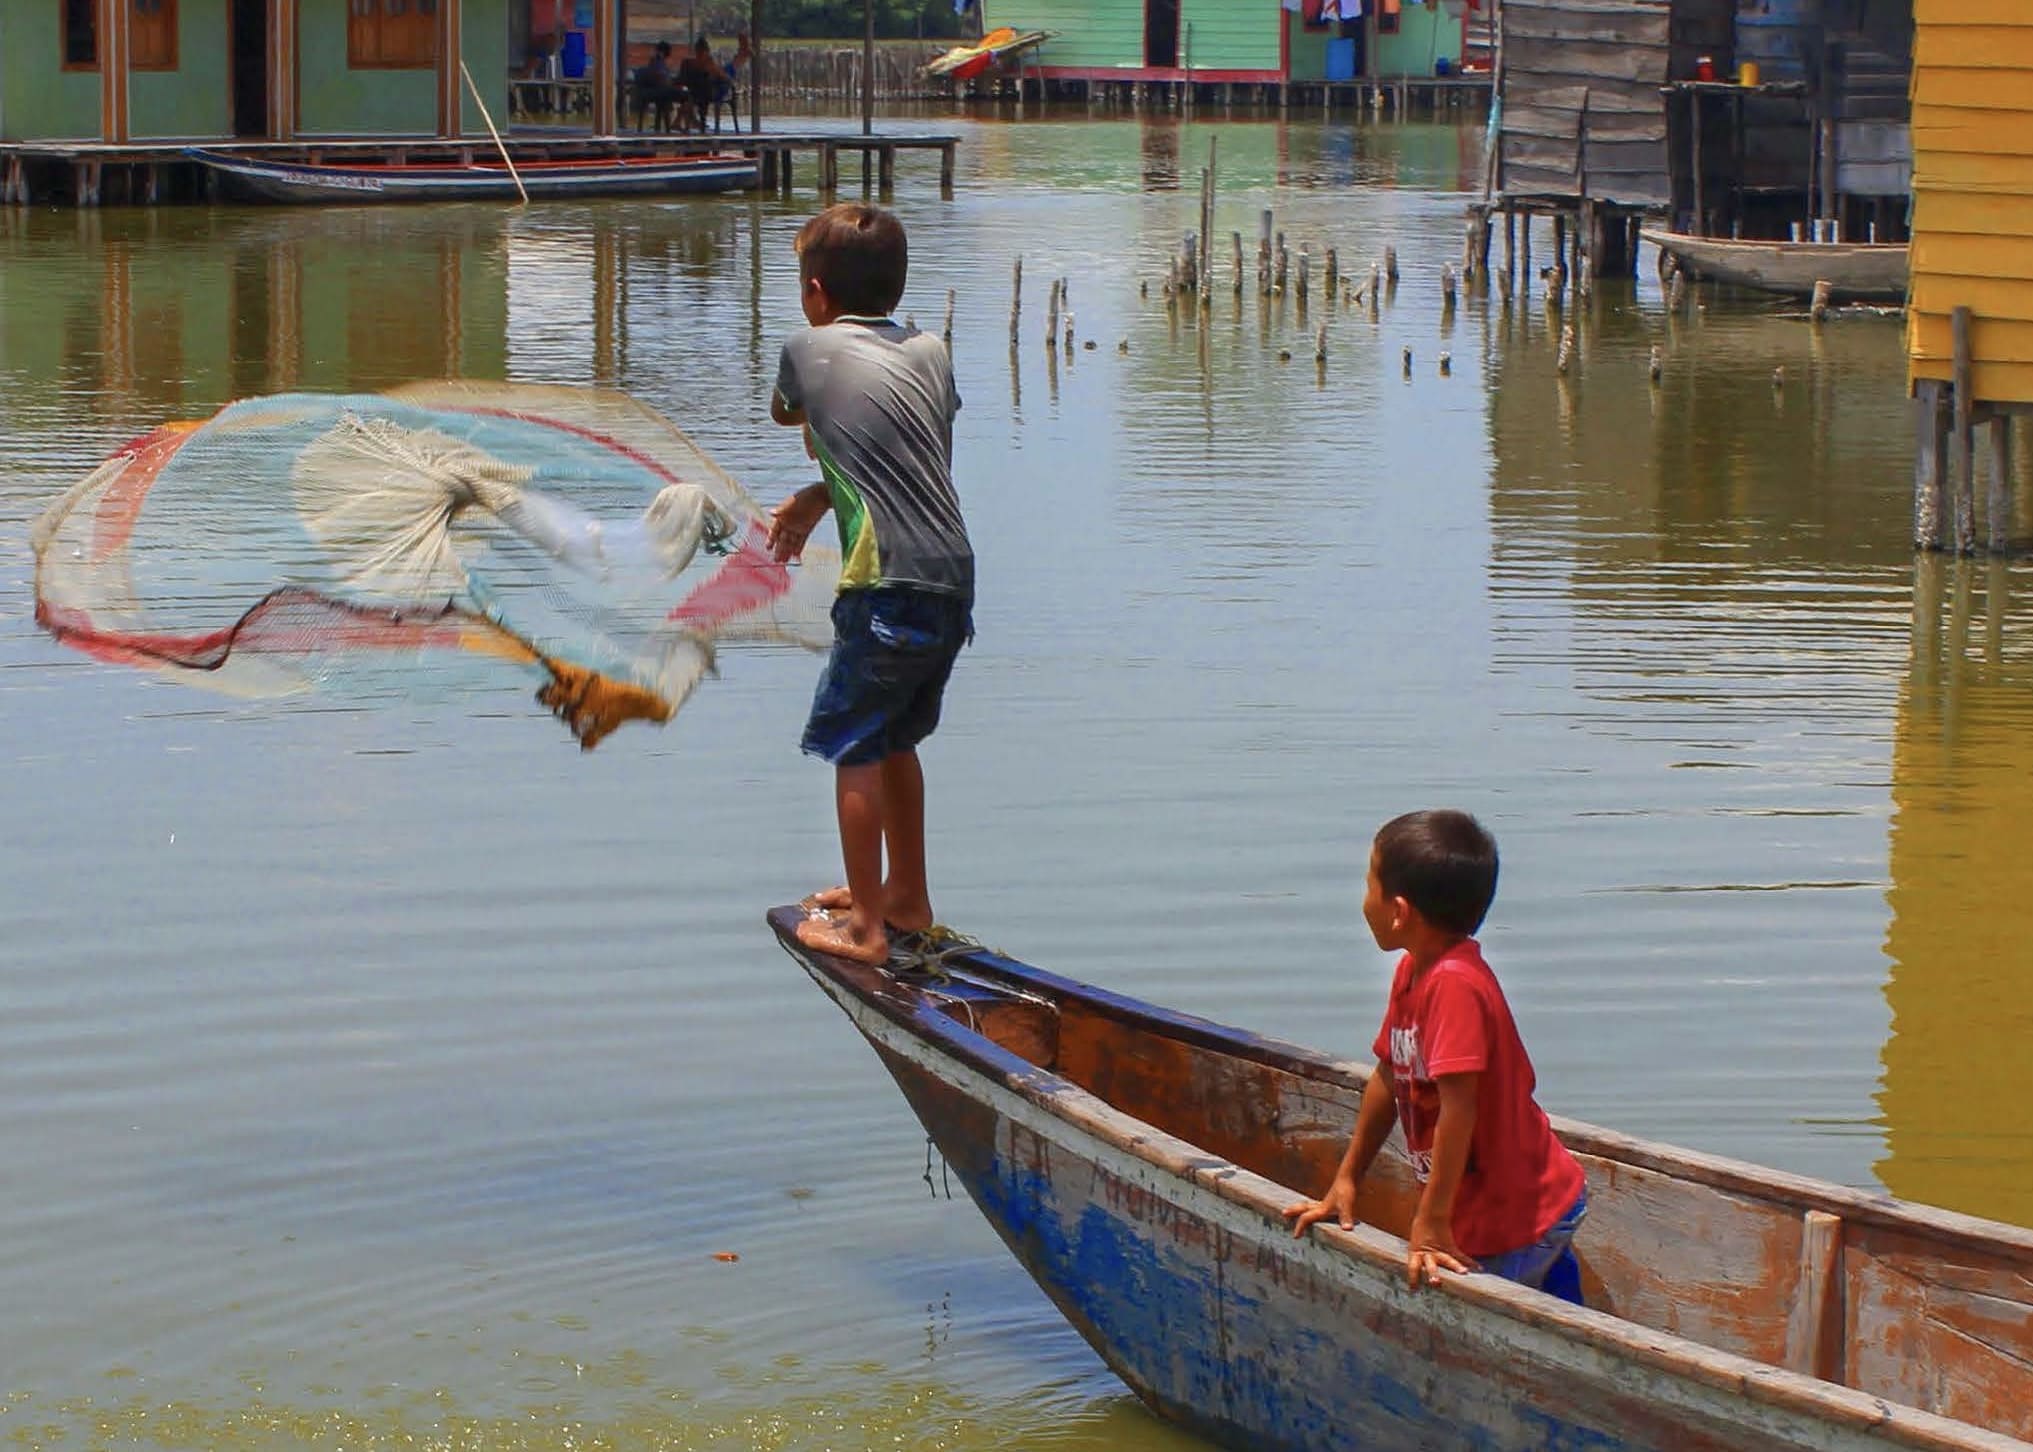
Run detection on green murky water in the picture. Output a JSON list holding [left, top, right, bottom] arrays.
[[2, 109, 2030, 1450]]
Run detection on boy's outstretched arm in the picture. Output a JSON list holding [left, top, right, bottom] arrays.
[[1407, 1071, 1481, 1288], [770, 389, 807, 427], [1284, 1062, 1398, 1237]]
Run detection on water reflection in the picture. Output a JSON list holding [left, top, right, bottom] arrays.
[[7, 114, 2033, 1452], [1882, 557, 2033, 1227]]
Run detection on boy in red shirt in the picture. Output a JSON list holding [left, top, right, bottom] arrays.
[[1285, 810, 1589, 1302]]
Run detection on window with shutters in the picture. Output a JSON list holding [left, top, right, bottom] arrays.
[[131, 0, 178, 70], [63, 0, 97, 68], [349, 0, 440, 69]]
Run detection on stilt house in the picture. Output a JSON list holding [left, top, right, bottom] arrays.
[[1494, 0, 1735, 271], [985, 0, 1469, 89], [1908, 0, 2033, 554], [0, 1, 511, 142]]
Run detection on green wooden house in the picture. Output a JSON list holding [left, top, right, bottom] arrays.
[[983, 0, 1467, 87], [0, 0, 510, 143]]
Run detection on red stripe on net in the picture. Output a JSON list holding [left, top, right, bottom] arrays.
[[38, 587, 481, 673]]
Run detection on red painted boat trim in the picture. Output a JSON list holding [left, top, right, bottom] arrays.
[[1026, 66, 1283, 84]]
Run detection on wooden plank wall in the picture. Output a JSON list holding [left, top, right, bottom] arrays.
[[1500, 0, 1733, 209], [1908, 0, 2033, 405]]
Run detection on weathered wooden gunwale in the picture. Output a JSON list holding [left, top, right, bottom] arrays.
[[182, 148, 756, 203], [769, 906, 2033, 1452], [1643, 229, 1911, 303]]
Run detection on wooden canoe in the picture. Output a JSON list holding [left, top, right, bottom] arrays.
[[769, 906, 2033, 1452], [183, 148, 756, 204], [1641, 230, 1910, 304]]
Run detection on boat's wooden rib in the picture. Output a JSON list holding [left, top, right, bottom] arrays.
[[1642, 230, 1911, 303], [182, 148, 756, 204], [769, 906, 2033, 1452]]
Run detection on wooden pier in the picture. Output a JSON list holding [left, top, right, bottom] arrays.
[[0, 131, 960, 209]]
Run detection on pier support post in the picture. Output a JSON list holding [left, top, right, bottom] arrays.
[[939, 142, 956, 197], [1914, 381, 1950, 551], [1953, 306, 1977, 555], [878, 145, 895, 194], [1988, 416, 2013, 555]]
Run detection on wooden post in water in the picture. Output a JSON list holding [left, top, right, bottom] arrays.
[[1811, 279, 1831, 325], [1181, 233, 1199, 294], [1913, 381, 1950, 550], [1520, 212, 1532, 294], [1325, 247, 1339, 301], [1258, 209, 1273, 296], [1200, 138, 1217, 299], [944, 288, 955, 346], [1384, 245, 1399, 285], [1045, 277, 1060, 348], [1552, 214, 1569, 296], [1297, 244, 1310, 306], [750, 0, 763, 136], [1953, 306, 1976, 555], [1989, 416, 2013, 555], [1009, 257, 1022, 347], [862, 0, 875, 137], [1233, 232, 1245, 296], [1275, 233, 1289, 295]]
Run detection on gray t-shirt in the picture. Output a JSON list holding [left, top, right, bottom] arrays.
[[775, 318, 972, 599]]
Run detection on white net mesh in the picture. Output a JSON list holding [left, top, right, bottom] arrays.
[[32, 383, 838, 747]]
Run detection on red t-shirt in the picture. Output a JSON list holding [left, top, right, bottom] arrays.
[[1370, 940, 1586, 1257]]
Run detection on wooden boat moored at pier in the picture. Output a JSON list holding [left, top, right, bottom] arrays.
[[770, 905, 2033, 1452], [183, 148, 756, 204], [1642, 230, 1910, 303]]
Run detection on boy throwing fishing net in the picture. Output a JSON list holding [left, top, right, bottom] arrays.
[[766, 204, 974, 966]]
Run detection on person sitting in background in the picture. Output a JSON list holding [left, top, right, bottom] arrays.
[[631, 40, 685, 133], [678, 37, 728, 134]]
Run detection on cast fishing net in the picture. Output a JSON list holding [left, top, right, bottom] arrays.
[[31, 382, 838, 748]]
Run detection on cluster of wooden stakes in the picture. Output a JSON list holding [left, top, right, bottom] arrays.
[[907, 139, 1853, 403]]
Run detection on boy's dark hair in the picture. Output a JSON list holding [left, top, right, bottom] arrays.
[[796, 203, 908, 317], [1374, 810, 1499, 936]]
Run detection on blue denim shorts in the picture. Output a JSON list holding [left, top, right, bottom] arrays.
[[1480, 1187, 1588, 1305], [801, 587, 972, 767]]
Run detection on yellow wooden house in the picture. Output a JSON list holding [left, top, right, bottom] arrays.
[[1907, 0, 2033, 553]]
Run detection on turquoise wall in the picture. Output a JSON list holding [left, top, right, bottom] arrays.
[[0, 0, 506, 142], [0, 5, 104, 141], [299, 0, 511, 137], [1376, 4, 1461, 78], [1287, 6, 1460, 82], [988, 0, 1280, 72], [1287, 14, 1332, 81], [987, 0, 1143, 70], [1181, 1, 1279, 73], [299, 0, 437, 134], [132, 0, 232, 139], [461, 1, 511, 136]]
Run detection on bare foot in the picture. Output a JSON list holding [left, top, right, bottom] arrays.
[[794, 912, 890, 965], [800, 886, 933, 936]]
